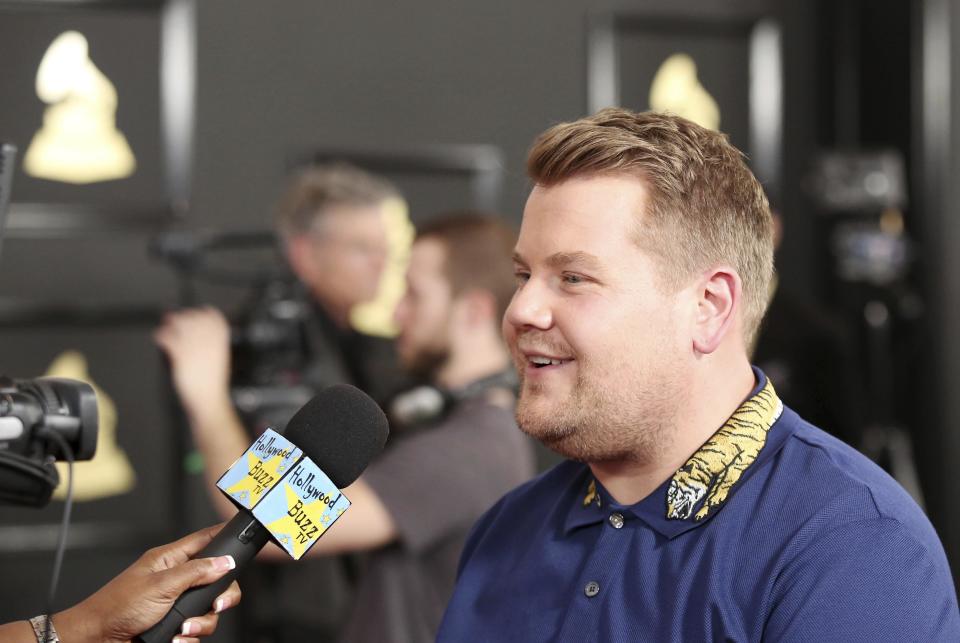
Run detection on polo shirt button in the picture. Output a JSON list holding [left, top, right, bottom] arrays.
[[608, 512, 624, 529], [584, 581, 601, 597]]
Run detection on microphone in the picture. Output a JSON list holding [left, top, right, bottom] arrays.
[[136, 384, 389, 643]]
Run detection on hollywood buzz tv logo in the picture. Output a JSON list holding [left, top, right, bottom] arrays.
[[216, 429, 303, 510], [252, 459, 351, 560]]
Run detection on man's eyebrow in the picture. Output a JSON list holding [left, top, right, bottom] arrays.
[[545, 251, 604, 271], [512, 250, 606, 274]]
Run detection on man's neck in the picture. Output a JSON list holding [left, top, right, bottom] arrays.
[[589, 357, 756, 506], [436, 335, 510, 391], [312, 295, 351, 330]]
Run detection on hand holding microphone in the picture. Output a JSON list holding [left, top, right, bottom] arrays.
[[0, 524, 240, 643], [137, 384, 389, 643], [58, 524, 241, 642]]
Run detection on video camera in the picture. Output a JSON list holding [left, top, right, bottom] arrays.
[[0, 377, 99, 506], [0, 143, 100, 507], [150, 228, 316, 427]]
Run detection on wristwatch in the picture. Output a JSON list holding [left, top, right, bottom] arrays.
[[28, 615, 60, 643]]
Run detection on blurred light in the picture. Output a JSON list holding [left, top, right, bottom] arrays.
[[865, 171, 890, 198], [649, 53, 720, 131], [23, 30, 136, 184], [587, 14, 618, 113], [879, 208, 905, 236], [749, 19, 783, 191], [161, 0, 197, 213]]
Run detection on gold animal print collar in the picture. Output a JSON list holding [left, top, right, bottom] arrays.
[[583, 479, 601, 508], [665, 378, 783, 521]]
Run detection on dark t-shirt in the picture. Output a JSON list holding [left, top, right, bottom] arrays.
[[302, 302, 410, 405], [338, 397, 536, 643]]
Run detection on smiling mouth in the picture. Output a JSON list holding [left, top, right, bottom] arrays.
[[527, 355, 572, 369]]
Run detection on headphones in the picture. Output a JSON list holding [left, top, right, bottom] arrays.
[[387, 369, 518, 430]]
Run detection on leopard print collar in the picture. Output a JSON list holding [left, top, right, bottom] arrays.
[[665, 377, 783, 521]]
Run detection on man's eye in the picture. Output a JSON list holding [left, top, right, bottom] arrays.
[[563, 273, 585, 285], [514, 271, 530, 285]]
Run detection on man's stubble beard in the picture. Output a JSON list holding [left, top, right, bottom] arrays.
[[400, 308, 454, 381], [515, 354, 684, 465], [403, 345, 450, 382]]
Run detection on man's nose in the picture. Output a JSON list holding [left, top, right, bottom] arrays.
[[504, 279, 553, 331]]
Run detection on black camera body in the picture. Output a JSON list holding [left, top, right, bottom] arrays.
[[151, 228, 317, 427], [231, 276, 312, 389], [0, 376, 99, 507], [230, 277, 317, 432]]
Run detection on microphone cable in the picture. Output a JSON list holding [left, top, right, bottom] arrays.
[[36, 428, 75, 643]]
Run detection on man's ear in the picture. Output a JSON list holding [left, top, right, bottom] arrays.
[[453, 289, 497, 328], [284, 235, 315, 283], [692, 267, 741, 355]]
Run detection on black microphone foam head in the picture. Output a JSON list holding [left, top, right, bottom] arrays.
[[283, 384, 389, 488]]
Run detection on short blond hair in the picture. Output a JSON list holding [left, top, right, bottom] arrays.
[[527, 108, 774, 347], [274, 163, 399, 238]]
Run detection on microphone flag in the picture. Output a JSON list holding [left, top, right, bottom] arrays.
[[215, 428, 350, 559]]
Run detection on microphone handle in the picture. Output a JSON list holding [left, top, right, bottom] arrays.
[[136, 513, 271, 643]]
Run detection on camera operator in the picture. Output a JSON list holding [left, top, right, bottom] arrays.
[[156, 164, 402, 515], [155, 163, 406, 640], [0, 524, 240, 643]]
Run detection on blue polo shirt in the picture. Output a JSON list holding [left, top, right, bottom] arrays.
[[437, 371, 960, 642]]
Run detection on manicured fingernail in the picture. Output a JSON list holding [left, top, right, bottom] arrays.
[[215, 598, 226, 613], [181, 620, 199, 635], [213, 555, 236, 571]]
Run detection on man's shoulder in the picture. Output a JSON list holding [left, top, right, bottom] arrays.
[[379, 398, 529, 463], [444, 397, 517, 428], [473, 460, 585, 527], [430, 399, 523, 446], [368, 398, 535, 499], [777, 408, 918, 513], [766, 407, 942, 553], [757, 411, 960, 639]]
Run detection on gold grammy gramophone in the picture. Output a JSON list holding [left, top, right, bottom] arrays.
[[649, 52, 721, 132], [45, 350, 136, 501], [23, 30, 136, 185]]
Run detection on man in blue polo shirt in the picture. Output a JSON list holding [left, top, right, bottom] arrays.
[[437, 109, 960, 642]]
